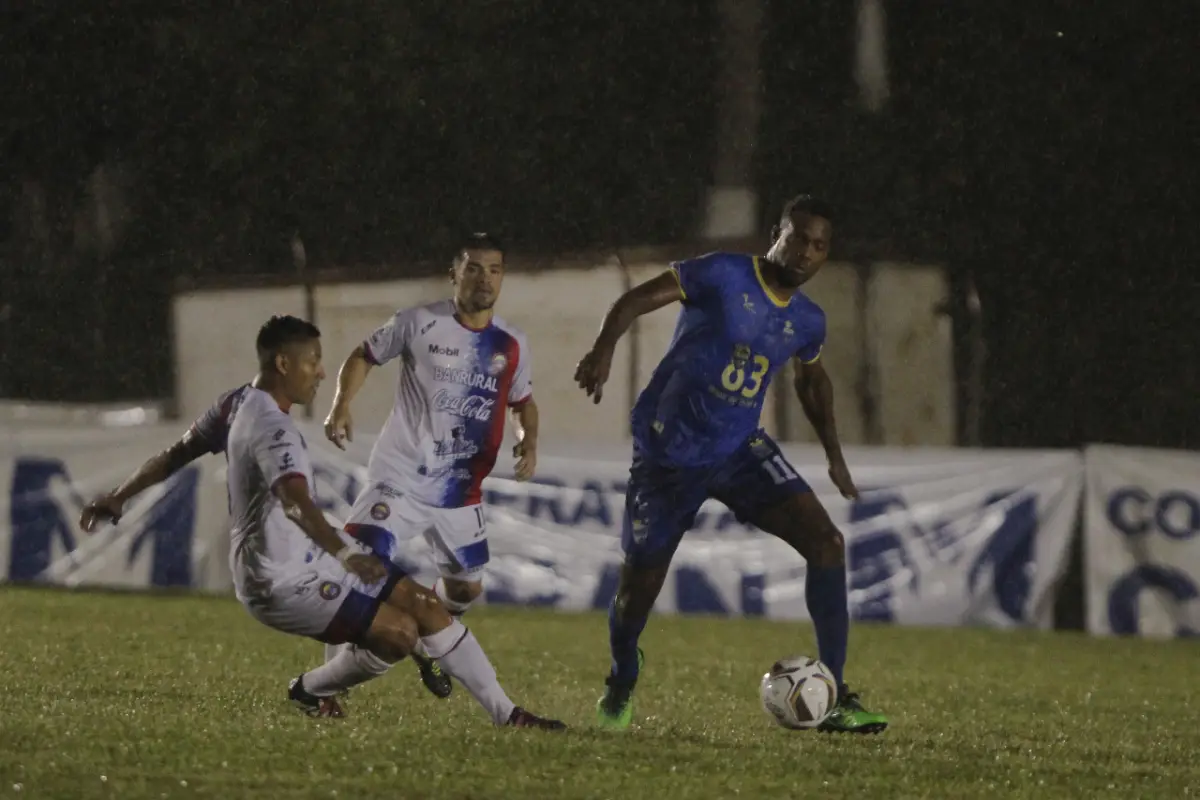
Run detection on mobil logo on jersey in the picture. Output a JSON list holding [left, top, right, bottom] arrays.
[[4, 454, 199, 588]]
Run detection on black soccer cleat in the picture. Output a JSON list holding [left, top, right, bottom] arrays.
[[288, 675, 346, 718], [412, 652, 454, 699], [506, 707, 568, 731]]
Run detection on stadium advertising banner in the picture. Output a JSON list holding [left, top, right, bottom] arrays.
[[1084, 445, 1200, 637], [1, 424, 1082, 630]]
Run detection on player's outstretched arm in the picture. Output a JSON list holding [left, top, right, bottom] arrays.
[[325, 345, 374, 449], [78, 432, 212, 532], [575, 271, 683, 403], [792, 356, 858, 499], [275, 475, 387, 583]]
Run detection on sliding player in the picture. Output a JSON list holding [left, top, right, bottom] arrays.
[[81, 315, 563, 730]]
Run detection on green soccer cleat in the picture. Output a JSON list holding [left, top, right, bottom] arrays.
[[595, 648, 644, 731], [818, 687, 888, 734], [412, 652, 453, 700]]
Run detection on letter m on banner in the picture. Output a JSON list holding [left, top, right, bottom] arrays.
[[8, 457, 199, 588]]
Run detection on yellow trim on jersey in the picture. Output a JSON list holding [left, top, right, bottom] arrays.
[[752, 256, 790, 308], [668, 264, 687, 300], [799, 346, 823, 365]]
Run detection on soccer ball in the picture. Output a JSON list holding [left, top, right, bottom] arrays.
[[759, 656, 838, 729]]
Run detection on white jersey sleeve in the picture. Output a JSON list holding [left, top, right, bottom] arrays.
[[252, 417, 312, 492], [187, 384, 250, 454], [362, 309, 418, 367], [508, 330, 533, 407]]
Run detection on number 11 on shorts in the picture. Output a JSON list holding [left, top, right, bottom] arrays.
[[762, 455, 798, 485]]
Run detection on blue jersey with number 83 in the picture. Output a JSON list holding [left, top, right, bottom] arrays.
[[631, 252, 826, 468]]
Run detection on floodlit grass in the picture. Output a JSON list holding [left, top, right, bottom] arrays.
[[0, 586, 1197, 799]]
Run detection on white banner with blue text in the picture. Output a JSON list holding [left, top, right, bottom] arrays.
[[0, 425, 1081, 628], [1084, 445, 1200, 637]]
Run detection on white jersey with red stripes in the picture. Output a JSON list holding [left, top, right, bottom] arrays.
[[361, 299, 532, 508]]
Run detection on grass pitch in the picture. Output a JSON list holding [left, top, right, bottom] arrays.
[[0, 586, 1197, 799]]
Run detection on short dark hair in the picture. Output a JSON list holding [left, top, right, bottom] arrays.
[[256, 315, 321, 370], [780, 194, 835, 225], [455, 232, 505, 261]]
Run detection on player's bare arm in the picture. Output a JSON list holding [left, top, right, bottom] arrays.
[[324, 344, 375, 449], [274, 474, 387, 583], [575, 271, 683, 403], [79, 431, 213, 532], [792, 356, 858, 500], [510, 399, 539, 481]]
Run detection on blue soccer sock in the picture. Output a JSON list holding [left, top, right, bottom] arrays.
[[805, 563, 849, 689], [608, 598, 648, 688]]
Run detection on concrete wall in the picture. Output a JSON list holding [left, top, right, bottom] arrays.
[[171, 255, 954, 449]]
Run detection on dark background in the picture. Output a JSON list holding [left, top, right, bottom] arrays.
[[1, 1, 1196, 450]]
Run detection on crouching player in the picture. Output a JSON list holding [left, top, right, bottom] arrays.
[[80, 315, 564, 730]]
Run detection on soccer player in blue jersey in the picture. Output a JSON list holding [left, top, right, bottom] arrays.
[[574, 195, 888, 734]]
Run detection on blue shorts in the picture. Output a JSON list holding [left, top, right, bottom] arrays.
[[621, 430, 811, 569]]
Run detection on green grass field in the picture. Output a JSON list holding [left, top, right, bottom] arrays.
[[1, 587, 1197, 800]]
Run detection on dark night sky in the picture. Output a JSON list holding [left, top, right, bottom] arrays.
[[1, 1, 1196, 449]]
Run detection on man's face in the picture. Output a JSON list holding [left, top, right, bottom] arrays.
[[452, 248, 505, 312], [277, 337, 325, 406], [771, 213, 832, 287]]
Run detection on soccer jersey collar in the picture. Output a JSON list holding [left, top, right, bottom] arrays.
[[752, 257, 793, 308]]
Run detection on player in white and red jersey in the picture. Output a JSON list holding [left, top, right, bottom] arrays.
[[79, 315, 564, 730], [320, 233, 538, 699]]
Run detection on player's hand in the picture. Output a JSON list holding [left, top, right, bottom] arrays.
[[828, 457, 859, 500], [574, 346, 614, 404], [79, 493, 124, 533], [345, 553, 388, 584], [513, 439, 537, 481], [324, 403, 353, 450]]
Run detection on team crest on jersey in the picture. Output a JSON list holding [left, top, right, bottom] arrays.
[[732, 343, 751, 368], [488, 352, 508, 376], [319, 581, 342, 601], [370, 502, 390, 521], [742, 293, 755, 312], [783, 320, 794, 337]]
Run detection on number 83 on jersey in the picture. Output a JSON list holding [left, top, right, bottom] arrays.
[[721, 344, 771, 399]]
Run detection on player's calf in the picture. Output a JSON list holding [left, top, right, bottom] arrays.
[[384, 577, 566, 730], [598, 562, 669, 730], [291, 609, 416, 718]]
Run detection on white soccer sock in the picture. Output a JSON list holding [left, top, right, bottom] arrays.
[[434, 578, 473, 616], [324, 641, 345, 664], [303, 644, 392, 697], [421, 621, 516, 725]]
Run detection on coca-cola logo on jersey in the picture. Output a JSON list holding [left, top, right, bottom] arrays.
[[432, 389, 495, 421]]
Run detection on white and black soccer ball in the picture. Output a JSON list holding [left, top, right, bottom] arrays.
[[759, 656, 838, 729]]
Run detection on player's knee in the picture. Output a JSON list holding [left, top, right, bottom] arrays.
[[388, 578, 453, 632], [367, 609, 419, 662], [810, 525, 845, 568], [439, 577, 482, 607]]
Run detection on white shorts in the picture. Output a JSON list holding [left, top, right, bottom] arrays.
[[240, 543, 407, 645], [343, 481, 489, 580]]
